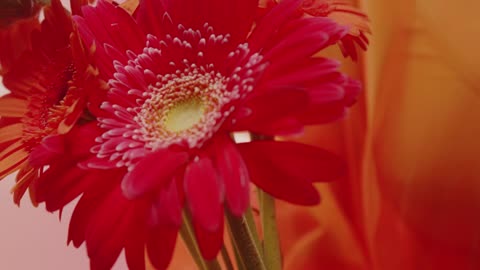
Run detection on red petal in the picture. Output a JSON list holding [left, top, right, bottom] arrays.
[[66, 121, 103, 158], [164, 0, 258, 44], [249, 0, 303, 52], [241, 141, 345, 182], [238, 141, 325, 205], [28, 135, 65, 167], [86, 187, 133, 270], [184, 157, 222, 232], [125, 225, 147, 270], [149, 179, 183, 227], [231, 88, 309, 134], [121, 149, 188, 199], [135, 0, 167, 37], [146, 224, 179, 270], [68, 171, 121, 247], [213, 135, 250, 216], [41, 168, 106, 212], [258, 117, 304, 136], [194, 214, 224, 260], [296, 100, 347, 125]]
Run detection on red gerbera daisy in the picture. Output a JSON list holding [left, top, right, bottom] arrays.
[[33, 0, 363, 268], [0, 0, 100, 203]]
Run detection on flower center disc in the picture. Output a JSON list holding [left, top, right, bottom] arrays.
[[164, 97, 205, 132]]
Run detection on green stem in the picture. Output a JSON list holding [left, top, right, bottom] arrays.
[[225, 209, 267, 270], [180, 211, 222, 270], [259, 190, 282, 270], [244, 207, 262, 251]]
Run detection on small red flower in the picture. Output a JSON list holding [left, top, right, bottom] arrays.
[[34, 0, 363, 268], [0, 0, 99, 204]]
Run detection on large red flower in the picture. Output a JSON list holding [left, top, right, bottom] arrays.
[[32, 0, 363, 268], [0, 0, 99, 204]]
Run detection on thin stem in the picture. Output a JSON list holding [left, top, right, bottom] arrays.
[[220, 246, 234, 270], [180, 211, 222, 270], [244, 207, 262, 251], [225, 209, 267, 270], [250, 134, 282, 269], [259, 190, 282, 270]]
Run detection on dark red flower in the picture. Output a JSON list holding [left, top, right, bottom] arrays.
[[34, 0, 362, 268]]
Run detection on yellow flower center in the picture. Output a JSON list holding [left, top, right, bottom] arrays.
[[164, 97, 205, 132]]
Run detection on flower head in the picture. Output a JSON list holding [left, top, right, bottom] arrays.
[[0, 0, 99, 203], [34, 0, 363, 268]]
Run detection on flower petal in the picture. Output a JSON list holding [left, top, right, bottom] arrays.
[[121, 149, 188, 199], [86, 186, 135, 270], [149, 179, 183, 227], [146, 224, 179, 270], [238, 141, 330, 205], [125, 224, 147, 270], [28, 135, 65, 167], [231, 88, 309, 135], [135, 0, 168, 37], [194, 214, 224, 260], [184, 157, 222, 232], [164, 0, 258, 43], [0, 96, 27, 117], [0, 123, 23, 144], [213, 135, 250, 216], [68, 172, 122, 247]]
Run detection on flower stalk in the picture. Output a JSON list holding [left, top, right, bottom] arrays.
[[225, 208, 267, 270], [259, 190, 282, 270], [251, 133, 282, 270]]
